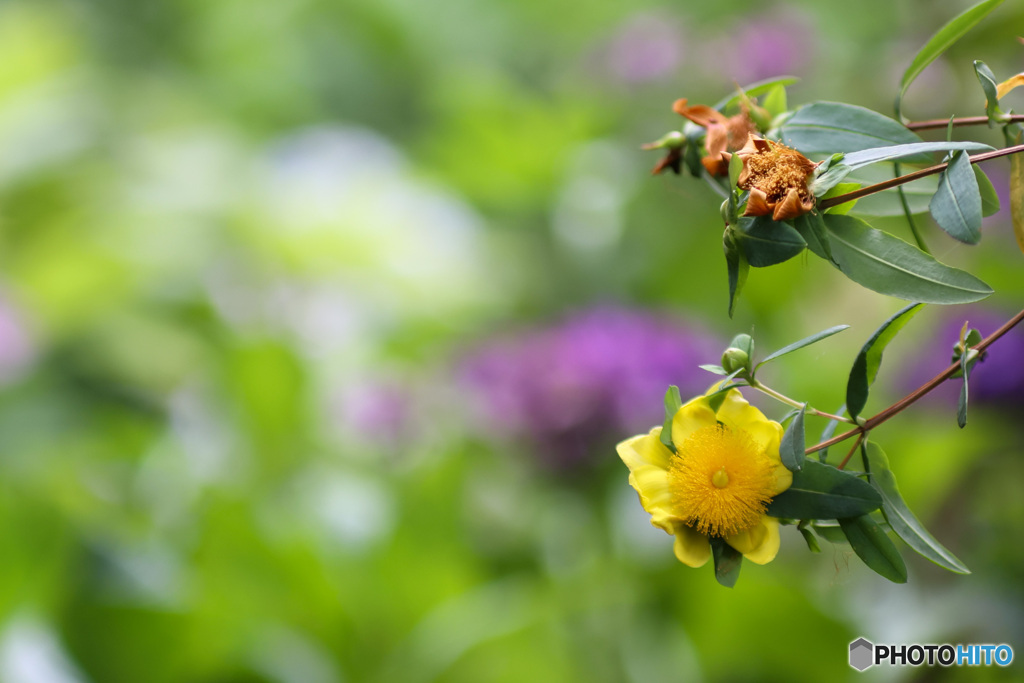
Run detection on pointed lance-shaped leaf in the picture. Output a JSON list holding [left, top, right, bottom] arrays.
[[661, 385, 683, 452], [713, 76, 800, 111], [793, 212, 834, 263], [766, 460, 882, 519], [822, 214, 993, 305], [724, 229, 749, 317], [779, 404, 806, 472], [779, 102, 926, 158], [811, 141, 994, 195], [817, 404, 847, 462], [756, 324, 849, 370], [846, 303, 925, 421], [898, 0, 1006, 119], [736, 215, 806, 267], [973, 60, 1005, 122], [930, 150, 982, 244], [975, 165, 1001, 217], [864, 442, 970, 574], [838, 514, 908, 583]]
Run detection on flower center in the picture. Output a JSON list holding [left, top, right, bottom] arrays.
[[739, 141, 815, 204], [667, 424, 777, 538]]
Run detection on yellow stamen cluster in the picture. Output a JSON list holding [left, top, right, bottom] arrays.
[[667, 424, 777, 538], [736, 135, 818, 220], [739, 139, 815, 203]]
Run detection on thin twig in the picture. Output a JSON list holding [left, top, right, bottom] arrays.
[[818, 143, 1024, 210], [837, 433, 865, 470], [906, 114, 1024, 131], [805, 307, 1024, 455]]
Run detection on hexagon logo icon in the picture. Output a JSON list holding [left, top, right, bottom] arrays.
[[849, 637, 874, 671]]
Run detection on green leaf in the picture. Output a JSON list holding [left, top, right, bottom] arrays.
[[705, 371, 746, 412], [661, 385, 683, 452], [811, 142, 993, 196], [798, 523, 821, 552], [838, 514, 908, 583], [779, 102, 926, 157], [975, 165, 1000, 217], [793, 212, 834, 262], [930, 150, 982, 244], [728, 150, 743, 190], [727, 332, 754, 360], [736, 216, 806, 267], [958, 324, 972, 428], [699, 364, 728, 376], [820, 182, 861, 215], [864, 442, 970, 573], [817, 404, 846, 462], [756, 324, 849, 369], [724, 230, 749, 317], [822, 214, 994, 304], [779, 404, 806, 472], [713, 76, 801, 111], [811, 521, 847, 544], [813, 142, 994, 196], [846, 303, 925, 420], [766, 460, 882, 519], [710, 537, 743, 587], [684, 135, 704, 177], [846, 171, 937, 217], [973, 60, 1005, 123], [762, 84, 787, 118], [898, 0, 1006, 118]]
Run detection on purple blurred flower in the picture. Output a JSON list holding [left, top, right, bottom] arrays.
[[331, 377, 414, 450], [701, 9, 817, 84], [459, 307, 721, 467], [0, 296, 33, 383], [605, 14, 685, 84], [903, 309, 1024, 410]]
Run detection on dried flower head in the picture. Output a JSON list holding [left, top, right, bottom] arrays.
[[673, 99, 758, 176], [736, 135, 818, 221]]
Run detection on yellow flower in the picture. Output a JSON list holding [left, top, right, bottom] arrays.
[[735, 134, 818, 221], [616, 389, 792, 567]]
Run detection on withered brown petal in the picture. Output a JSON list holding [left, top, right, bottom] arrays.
[[673, 99, 729, 128], [772, 187, 805, 221], [744, 188, 772, 217], [702, 153, 730, 177]]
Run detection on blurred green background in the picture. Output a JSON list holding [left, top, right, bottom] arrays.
[[0, 0, 1023, 681]]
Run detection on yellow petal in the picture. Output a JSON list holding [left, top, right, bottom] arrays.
[[673, 524, 711, 567], [714, 390, 783, 456], [627, 467, 680, 533], [670, 398, 717, 449], [769, 461, 794, 497], [616, 427, 671, 472], [725, 516, 781, 565], [997, 73, 1024, 100], [618, 428, 680, 532]]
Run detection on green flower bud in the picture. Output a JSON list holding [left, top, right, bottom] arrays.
[[721, 347, 751, 375]]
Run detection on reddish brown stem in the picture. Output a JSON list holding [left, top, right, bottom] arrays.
[[805, 307, 1024, 455], [819, 144, 1024, 210], [906, 114, 1024, 131], [836, 433, 865, 470]]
